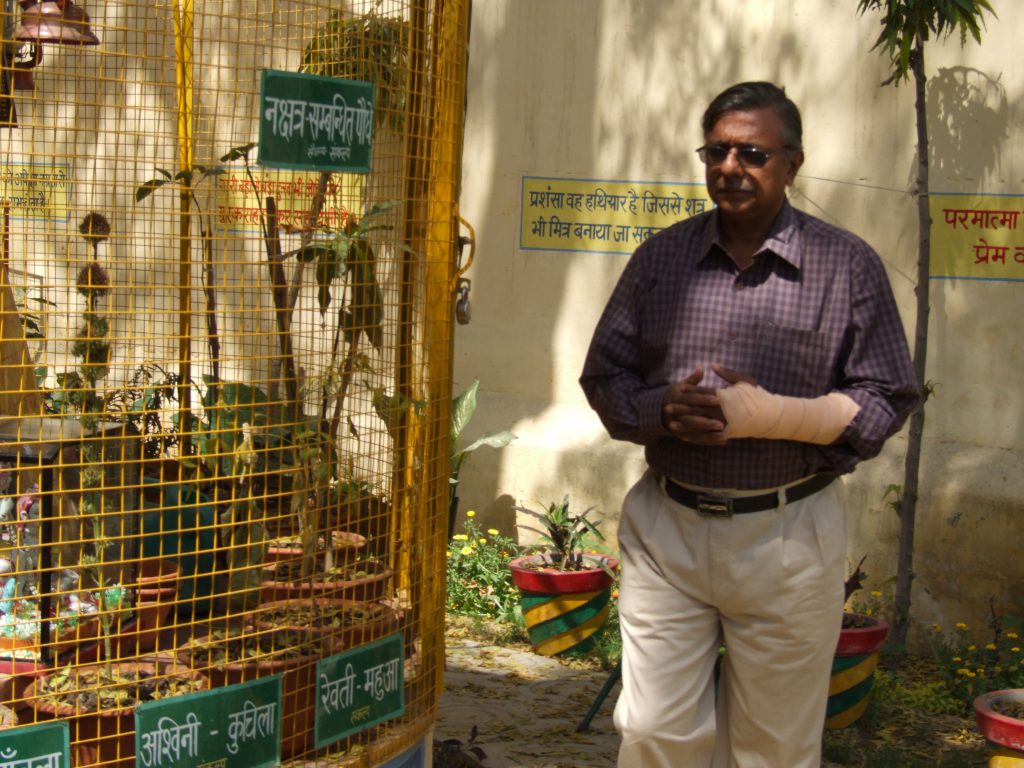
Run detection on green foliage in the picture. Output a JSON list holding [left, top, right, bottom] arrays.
[[928, 608, 1024, 714], [514, 495, 605, 572], [856, 0, 995, 84], [445, 514, 521, 624], [450, 381, 516, 490]]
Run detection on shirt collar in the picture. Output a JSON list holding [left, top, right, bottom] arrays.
[[700, 198, 802, 270]]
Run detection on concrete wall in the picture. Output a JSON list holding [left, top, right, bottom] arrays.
[[453, 0, 1024, 645]]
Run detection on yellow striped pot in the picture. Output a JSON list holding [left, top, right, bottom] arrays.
[[975, 689, 1024, 766], [509, 554, 618, 657], [825, 613, 889, 729]]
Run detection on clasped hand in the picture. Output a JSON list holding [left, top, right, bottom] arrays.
[[661, 365, 752, 446]]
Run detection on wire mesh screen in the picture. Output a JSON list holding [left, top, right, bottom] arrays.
[[0, 0, 465, 764]]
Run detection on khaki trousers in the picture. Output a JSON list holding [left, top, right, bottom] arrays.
[[614, 470, 846, 768]]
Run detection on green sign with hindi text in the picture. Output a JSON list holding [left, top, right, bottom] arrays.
[[0, 720, 70, 768]]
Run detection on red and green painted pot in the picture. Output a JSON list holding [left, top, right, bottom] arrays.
[[509, 554, 618, 657], [825, 613, 889, 729], [974, 689, 1024, 765]]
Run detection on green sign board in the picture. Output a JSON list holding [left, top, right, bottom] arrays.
[[0, 720, 70, 768], [258, 69, 375, 173], [135, 675, 281, 768], [314, 632, 405, 748]]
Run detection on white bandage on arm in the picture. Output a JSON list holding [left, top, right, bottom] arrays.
[[717, 381, 860, 444]]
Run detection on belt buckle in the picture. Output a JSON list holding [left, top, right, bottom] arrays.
[[696, 494, 733, 517]]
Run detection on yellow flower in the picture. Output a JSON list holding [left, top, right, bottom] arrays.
[[967, 671, 977, 678], [1013, 647, 1022, 653], [479, 538, 487, 544], [466, 510, 476, 518], [453, 534, 468, 541], [968, 645, 977, 652], [871, 590, 882, 598], [446, 550, 452, 558], [987, 643, 998, 651], [957, 668, 971, 676], [1009, 632, 1020, 640], [953, 656, 962, 662], [956, 622, 969, 630], [932, 624, 942, 633], [488, 529, 499, 536], [460, 546, 473, 556]]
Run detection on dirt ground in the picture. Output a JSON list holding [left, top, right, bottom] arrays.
[[434, 627, 852, 768]]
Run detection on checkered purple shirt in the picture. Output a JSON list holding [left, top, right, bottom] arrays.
[[580, 200, 919, 490]]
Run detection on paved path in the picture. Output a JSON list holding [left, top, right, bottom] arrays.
[[436, 638, 618, 767]]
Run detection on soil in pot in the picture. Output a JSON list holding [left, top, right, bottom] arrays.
[[260, 558, 394, 603], [993, 699, 1024, 720], [254, 598, 402, 652], [25, 662, 207, 768], [264, 530, 367, 564], [178, 628, 320, 759]]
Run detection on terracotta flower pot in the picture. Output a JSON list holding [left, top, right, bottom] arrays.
[[177, 628, 319, 760], [24, 661, 208, 768], [254, 598, 403, 653], [975, 689, 1024, 763], [509, 553, 618, 657], [115, 558, 181, 656], [260, 558, 394, 603], [0, 614, 102, 663], [264, 530, 367, 565], [825, 613, 889, 729]]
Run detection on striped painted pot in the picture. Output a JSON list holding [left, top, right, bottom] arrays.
[[509, 554, 618, 657], [825, 613, 889, 729], [975, 689, 1024, 766]]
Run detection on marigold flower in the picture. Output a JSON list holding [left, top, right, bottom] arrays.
[[968, 645, 977, 652], [956, 622, 969, 630], [1013, 647, 1021, 653], [1008, 632, 1020, 640], [460, 546, 473, 556], [488, 529, 499, 536], [932, 624, 942, 633], [479, 538, 487, 544], [446, 550, 452, 558], [967, 671, 977, 678], [986, 643, 998, 651], [466, 510, 476, 518], [957, 668, 970, 676], [871, 590, 882, 598], [953, 656, 962, 662]]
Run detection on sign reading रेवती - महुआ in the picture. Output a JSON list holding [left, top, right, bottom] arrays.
[[258, 69, 374, 174]]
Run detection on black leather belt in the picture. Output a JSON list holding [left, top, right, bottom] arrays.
[[663, 473, 836, 516]]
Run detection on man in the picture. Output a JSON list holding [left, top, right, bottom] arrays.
[[579, 81, 918, 768]]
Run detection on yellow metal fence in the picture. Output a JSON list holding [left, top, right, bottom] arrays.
[[0, 0, 468, 764]]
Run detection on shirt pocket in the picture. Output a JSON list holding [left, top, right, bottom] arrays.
[[754, 323, 830, 397]]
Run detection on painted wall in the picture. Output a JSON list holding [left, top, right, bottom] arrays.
[[453, 0, 1023, 646]]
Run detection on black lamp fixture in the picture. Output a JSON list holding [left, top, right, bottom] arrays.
[[15, 0, 100, 46]]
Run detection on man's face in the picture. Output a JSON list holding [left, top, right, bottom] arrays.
[[704, 107, 803, 228]]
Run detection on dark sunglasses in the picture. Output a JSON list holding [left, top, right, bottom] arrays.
[[695, 143, 782, 168]]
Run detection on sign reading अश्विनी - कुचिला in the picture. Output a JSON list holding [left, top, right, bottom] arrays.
[[315, 632, 405, 748], [0, 720, 70, 768], [258, 70, 374, 174], [134, 675, 282, 768], [930, 193, 1024, 281], [520, 176, 712, 255]]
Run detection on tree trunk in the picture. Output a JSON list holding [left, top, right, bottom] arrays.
[[891, 39, 931, 652]]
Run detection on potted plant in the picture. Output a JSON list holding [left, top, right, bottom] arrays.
[[974, 689, 1024, 761], [23, 660, 207, 768], [826, 556, 890, 729], [177, 626, 320, 760], [508, 496, 618, 657]]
